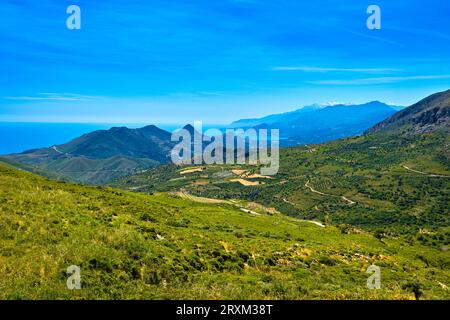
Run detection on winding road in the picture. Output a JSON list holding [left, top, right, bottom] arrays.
[[402, 165, 450, 178], [51, 146, 64, 154], [305, 180, 356, 205]]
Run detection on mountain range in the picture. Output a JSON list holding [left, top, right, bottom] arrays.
[[5, 95, 446, 184], [231, 101, 405, 146]]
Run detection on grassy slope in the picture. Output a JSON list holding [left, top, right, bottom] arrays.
[[5, 153, 160, 185], [0, 157, 64, 180], [0, 162, 449, 299], [113, 132, 450, 248]]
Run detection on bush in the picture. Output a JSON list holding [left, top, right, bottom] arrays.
[[402, 281, 423, 300]]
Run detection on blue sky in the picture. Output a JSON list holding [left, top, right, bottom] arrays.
[[0, 0, 449, 124]]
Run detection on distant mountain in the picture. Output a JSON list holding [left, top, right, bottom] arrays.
[[229, 103, 327, 128], [231, 101, 404, 146], [367, 89, 450, 135], [55, 125, 173, 161], [5, 125, 175, 184]]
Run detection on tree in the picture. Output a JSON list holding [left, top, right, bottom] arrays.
[[373, 229, 386, 244]]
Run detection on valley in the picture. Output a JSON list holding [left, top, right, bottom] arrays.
[[1, 89, 449, 300], [112, 90, 450, 251], [113, 131, 450, 249]]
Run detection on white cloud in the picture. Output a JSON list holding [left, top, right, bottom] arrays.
[[2, 93, 102, 102], [309, 75, 450, 86], [273, 66, 401, 73]]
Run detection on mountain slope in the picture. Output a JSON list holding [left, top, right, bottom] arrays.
[[1, 162, 449, 299], [5, 125, 175, 184], [0, 156, 62, 180], [367, 89, 450, 134], [56, 125, 173, 161]]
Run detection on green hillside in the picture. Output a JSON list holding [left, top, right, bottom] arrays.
[[0, 156, 64, 180], [113, 131, 450, 249], [1, 162, 449, 299]]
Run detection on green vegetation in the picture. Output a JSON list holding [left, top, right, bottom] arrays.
[[113, 132, 450, 250], [1, 162, 449, 299], [0, 157, 62, 180]]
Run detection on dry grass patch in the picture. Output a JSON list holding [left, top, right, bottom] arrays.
[[230, 179, 264, 186], [179, 167, 205, 175]]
